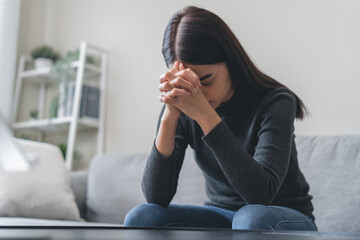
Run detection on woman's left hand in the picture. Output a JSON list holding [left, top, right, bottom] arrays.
[[159, 66, 212, 122]]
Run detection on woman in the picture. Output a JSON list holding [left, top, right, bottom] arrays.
[[124, 6, 317, 231]]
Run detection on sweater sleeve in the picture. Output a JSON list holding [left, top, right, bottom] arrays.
[[202, 91, 296, 205], [141, 105, 188, 206]]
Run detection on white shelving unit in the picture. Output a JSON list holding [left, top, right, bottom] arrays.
[[12, 41, 108, 170]]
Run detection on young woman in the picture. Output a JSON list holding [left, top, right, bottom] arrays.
[[124, 6, 317, 231]]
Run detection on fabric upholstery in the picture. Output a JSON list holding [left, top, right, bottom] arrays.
[[86, 154, 148, 223], [84, 135, 360, 233], [296, 135, 360, 233], [0, 139, 82, 221], [69, 170, 88, 219]]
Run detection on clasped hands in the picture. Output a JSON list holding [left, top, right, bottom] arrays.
[[158, 60, 211, 122]]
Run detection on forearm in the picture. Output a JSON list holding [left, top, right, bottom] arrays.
[[142, 109, 187, 206], [155, 116, 179, 157], [202, 121, 291, 205], [142, 142, 178, 206]]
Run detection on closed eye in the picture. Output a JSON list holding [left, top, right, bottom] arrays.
[[200, 73, 213, 81], [201, 81, 212, 86]]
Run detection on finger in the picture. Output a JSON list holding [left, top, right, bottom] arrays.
[[159, 95, 178, 105], [174, 60, 180, 71], [164, 88, 191, 98], [159, 81, 175, 92], [169, 60, 180, 74], [179, 62, 186, 71], [175, 70, 200, 90], [159, 71, 177, 84], [170, 77, 197, 93], [185, 68, 202, 88], [169, 68, 177, 74]]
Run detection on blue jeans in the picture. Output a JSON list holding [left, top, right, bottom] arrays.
[[124, 204, 317, 231]]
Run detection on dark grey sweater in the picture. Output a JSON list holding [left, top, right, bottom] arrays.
[[142, 87, 314, 220]]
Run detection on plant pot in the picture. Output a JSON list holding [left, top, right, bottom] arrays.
[[34, 58, 53, 69]]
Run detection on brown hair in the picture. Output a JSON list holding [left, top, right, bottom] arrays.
[[162, 6, 309, 120]]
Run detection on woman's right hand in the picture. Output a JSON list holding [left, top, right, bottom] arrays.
[[155, 61, 200, 157]]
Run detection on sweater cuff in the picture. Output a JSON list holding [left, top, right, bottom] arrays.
[[151, 140, 177, 160], [144, 141, 178, 181], [201, 120, 235, 151]]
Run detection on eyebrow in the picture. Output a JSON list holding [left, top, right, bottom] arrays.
[[199, 73, 213, 81]]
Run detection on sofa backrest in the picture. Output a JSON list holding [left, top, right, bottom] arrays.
[[85, 148, 206, 224], [85, 135, 360, 233], [296, 135, 360, 233]]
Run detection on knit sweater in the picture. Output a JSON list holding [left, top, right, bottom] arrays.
[[142, 87, 315, 220]]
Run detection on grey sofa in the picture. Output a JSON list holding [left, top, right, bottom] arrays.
[[69, 135, 360, 233], [2, 135, 360, 233]]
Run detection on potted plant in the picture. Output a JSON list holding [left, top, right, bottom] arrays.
[[56, 142, 81, 161], [31, 45, 60, 69], [51, 48, 96, 118], [29, 109, 39, 120]]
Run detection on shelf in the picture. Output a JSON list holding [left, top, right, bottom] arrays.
[[19, 61, 101, 84], [13, 117, 99, 133], [13, 42, 107, 170]]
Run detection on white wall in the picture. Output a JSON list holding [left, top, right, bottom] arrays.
[[17, 0, 360, 163], [0, 0, 20, 124]]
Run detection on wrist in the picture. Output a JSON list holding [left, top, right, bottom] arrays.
[[162, 107, 181, 122], [161, 114, 180, 125], [195, 108, 222, 135]]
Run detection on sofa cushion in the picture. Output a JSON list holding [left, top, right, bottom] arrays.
[[296, 135, 360, 233], [69, 170, 88, 219], [86, 154, 148, 224], [0, 139, 82, 221], [86, 148, 207, 224]]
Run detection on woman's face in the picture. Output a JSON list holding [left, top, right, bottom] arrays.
[[181, 62, 235, 109]]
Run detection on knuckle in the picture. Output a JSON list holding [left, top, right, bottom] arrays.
[[177, 70, 185, 77], [174, 77, 182, 84], [164, 82, 171, 88], [165, 71, 172, 79]]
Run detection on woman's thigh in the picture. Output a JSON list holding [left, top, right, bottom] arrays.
[[232, 204, 317, 231], [124, 203, 235, 228]]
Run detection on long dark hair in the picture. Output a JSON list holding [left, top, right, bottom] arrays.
[[162, 6, 309, 120]]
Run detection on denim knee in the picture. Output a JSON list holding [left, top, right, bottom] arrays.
[[232, 204, 272, 230], [124, 203, 169, 227]]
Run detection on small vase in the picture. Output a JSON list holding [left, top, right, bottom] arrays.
[[34, 58, 53, 69]]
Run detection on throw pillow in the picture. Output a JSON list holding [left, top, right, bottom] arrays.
[[0, 139, 82, 221]]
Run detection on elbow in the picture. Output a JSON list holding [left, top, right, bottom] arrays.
[[245, 197, 273, 206], [144, 197, 170, 208], [243, 180, 279, 206], [141, 180, 172, 207]]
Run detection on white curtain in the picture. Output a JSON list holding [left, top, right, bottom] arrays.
[[0, 0, 20, 126]]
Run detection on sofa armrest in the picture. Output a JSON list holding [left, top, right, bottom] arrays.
[[69, 170, 88, 220]]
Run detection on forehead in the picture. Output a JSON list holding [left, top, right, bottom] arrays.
[[183, 63, 225, 75]]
